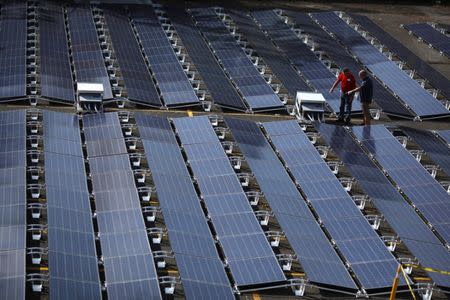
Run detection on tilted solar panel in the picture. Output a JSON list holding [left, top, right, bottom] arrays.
[[173, 116, 286, 287], [130, 6, 199, 107], [39, 1, 75, 103], [288, 12, 412, 117], [102, 5, 162, 107], [404, 23, 450, 57], [316, 123, 450, 288], [251, 10, 362, 114], [437, 130, 450, 145], [84, 113, 162, 300], [190, 8, 284, 112], [226, 117, 357, 290], [135, 113, 234, 300], [67, 5, 113, 100], [0, 2, 27, 100], [311, 12, 449, 119], [350, 14, 450, 100], [0, 110, 26, 300]]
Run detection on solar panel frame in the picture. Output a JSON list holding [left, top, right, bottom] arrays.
[[437, 130, 450, 145], [404, 23, 450, 57]]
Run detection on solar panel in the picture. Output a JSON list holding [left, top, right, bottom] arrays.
[[84, 113, 162, 300], [190, 8, 284, 112], [400, 127, 450, 177], [311, 12, 449, 119], [226, 118, 357, 290], [164, 5, 247, 111], [437, 130, 450, 145], [352, 125, 450, 245], [42, 111, 102, 300], [350, 14, 450, 100], [251, 10, 361, 114], [288, 12, 412, 117], [102, 5, 162, 107], [227, 10, 310, 97], [67, 5, 113, 100], [316, 123, 450, 288], [173, 116, 286, 287], [0, 2, 27, 100], [129, 6, 199, 107], [39, 2, 75, 103], [404, 23, 450, 57], [0, 110, 26, 300]]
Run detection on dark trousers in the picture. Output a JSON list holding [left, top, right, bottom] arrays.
[[338, 93, 353, 122]]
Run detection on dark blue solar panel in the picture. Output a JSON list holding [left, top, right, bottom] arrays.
[[226, 118, 357, 290], [84, 113, 162, 300], [251, 10, 361, 114], [103, 5, 162, 107], [316, 123, 450, 288], [350, 14, 450, 100], [311, 12, 449, 119], [0, 110, 26, 300], [130, 6, 199, 107], [0, 2, 27, 100], [227, 10, 310, 97], [173, 116, 286, 287], [134, 113, 234, 299], [67, 5, 113, 100], [43, 111, 102, 299], [288, 12, 411, 117], [39, 2, 75, 103], [437, 130, 450, 145], [352, 125, 450, 245], [190, 8, 284, 111], [401, 127, 450, 177], [164, 4, 246, 111], [404, 23, 450, 57]]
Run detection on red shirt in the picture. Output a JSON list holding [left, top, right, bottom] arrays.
[[337, 72, 356, 93]]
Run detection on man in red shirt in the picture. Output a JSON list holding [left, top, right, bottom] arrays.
[[329, 67, 356, 125]]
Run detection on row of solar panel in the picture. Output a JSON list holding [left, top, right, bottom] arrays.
[[404, 23, 450, 58], [310, 12, 449, 119]]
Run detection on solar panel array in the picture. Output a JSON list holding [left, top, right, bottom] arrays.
[[130, 5, 199, 107], [190, 8, 285, 112], [84, 113, 162, 300], [39, 1, 75, 103], [264, 120, 400, 290], [0, 2, 27, 100], [102, 6, 162, 107], [43, 111, 102, 299], [316, 123, 450, 288], [352, 125, 450, 245], [401, 127, 450, 177], [289, 12, 412, 117], [311, 12, 450, 119], [173, 116, 286, 287], [164, 5, 247, 110], [227, 10, 311, 97], [350, 14, 450, 99], [226, 118, 357, 290], [134, 113, 234, 299], [67, 5, 113, 100], [0, 110, 26, 300], [404, 23, 450, 57], [251, 10, 361, 114]]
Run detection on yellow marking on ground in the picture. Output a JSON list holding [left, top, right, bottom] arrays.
[[290, 272, 305, 277], [40, 267, 48, 271], [167, 269, 178, 274], [403, 264, 450, 276], [187, 110, 193, 117], [252, 292, 261, 300], [413, 277, 432, 281]]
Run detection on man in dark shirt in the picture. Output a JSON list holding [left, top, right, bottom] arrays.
[[348, 70, 373, 126], [329, 67, 356, 125]]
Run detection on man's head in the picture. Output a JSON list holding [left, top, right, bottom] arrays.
[[342, 67, 350, 75], [359, 70, 367, 80]]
